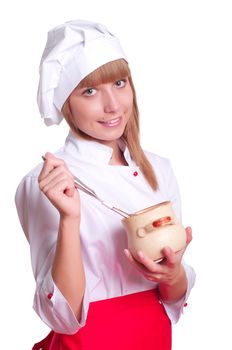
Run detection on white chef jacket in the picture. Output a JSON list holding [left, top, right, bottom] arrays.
[[15, 130, 195, 335]]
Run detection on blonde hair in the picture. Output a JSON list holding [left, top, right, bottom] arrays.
[[62, 59, 158, 191]]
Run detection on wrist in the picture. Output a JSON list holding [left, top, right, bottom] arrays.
[[158, 266, 187, 304], [59, 214, 81, 230], [171, 265, 186, 286]]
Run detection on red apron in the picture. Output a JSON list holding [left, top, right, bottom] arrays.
[[32, 289, 171, 350]]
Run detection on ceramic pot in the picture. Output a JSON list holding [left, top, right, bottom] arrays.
[[122, 201, 186, 261]]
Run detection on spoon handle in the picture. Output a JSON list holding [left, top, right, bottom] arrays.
[[74, 176, 129, 218]]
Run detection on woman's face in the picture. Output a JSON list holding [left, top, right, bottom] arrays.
[[68, 77, 133, 146]]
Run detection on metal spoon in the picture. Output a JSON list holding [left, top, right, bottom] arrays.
[[42, 156, 130, 218], [73, 175, 130, 218]]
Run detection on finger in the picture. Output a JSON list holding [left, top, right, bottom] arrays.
[[64, 187, 75, 197], [39, 166, 74, 191], [124, 249, 143, 267], [124, 249, 134, 262], [41, 152, 55, 161], [145, 275, 162, 282], [185, 226, 193, 245], [134, 251, 164, 274], [44, 152, 55, 160], [44, 178, 75, 202], [168, 226, 193, 262], [39, 153, 67, 182], [42, 174, 75, 197], [178, 226, 193, 256], [124, 249, 147, 271], [124, 250, 164, 283], [162, 246, 177, 266]]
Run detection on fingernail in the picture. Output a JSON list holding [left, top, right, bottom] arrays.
[[124, 249, 129, 257]]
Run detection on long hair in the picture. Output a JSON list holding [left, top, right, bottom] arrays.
[[62, 59, 158, 191]]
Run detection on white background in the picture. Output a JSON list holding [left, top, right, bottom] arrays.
[[0, 1, 231, 349]]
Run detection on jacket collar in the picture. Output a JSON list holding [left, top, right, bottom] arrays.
[[63, 130, 134, 166]]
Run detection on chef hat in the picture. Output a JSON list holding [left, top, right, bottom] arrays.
[[37, 20, 127, 126]]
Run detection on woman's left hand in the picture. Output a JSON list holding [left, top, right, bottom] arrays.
[[124, 226, 192, 286]]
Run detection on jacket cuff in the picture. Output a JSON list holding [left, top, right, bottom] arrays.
[[34, 267, 89, 334]]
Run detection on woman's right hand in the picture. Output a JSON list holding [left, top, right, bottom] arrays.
[[38, 152, 81, 219]]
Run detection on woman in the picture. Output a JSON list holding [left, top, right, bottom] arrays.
[[15, 20, 195, 350]]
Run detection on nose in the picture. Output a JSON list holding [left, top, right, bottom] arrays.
[[103, 89, 120, 113]]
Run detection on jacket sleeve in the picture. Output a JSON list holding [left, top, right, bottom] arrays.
[[15, 173, 89, 334], [157, 158, 196, 323], [162, 261, 195, 323]]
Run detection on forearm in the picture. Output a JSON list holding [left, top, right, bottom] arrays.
[[158, 265, 187, 303], [52, 215, 85, 321]]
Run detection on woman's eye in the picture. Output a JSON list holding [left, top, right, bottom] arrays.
[[115, 79, 126, 88], [83, 88, 96, 96]]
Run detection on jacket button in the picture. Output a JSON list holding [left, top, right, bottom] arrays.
[[133, 171, 138, 177], [47, 293, 53, 300]]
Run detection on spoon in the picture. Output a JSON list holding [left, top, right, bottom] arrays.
[[73, 175, 130, 218], [42, 156, 130, 218]]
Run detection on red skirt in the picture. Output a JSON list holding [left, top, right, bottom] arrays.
[[32, 289, 171, 350]]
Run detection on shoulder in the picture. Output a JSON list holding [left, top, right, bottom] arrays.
[[18, 147, 68, 183], [143, 149, 178, 191], [21, 163, 43, 182], [15, 145, 75, 208]]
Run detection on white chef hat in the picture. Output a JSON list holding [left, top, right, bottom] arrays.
[[37, 20, 127, 126]]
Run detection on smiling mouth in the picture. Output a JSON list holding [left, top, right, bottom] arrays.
[[98, 117, 122, 127]]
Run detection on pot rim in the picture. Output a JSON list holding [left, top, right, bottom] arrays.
[[122, 201, 171, 222]]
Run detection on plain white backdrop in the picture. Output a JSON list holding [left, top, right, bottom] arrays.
[[1, 1, 231, 349]]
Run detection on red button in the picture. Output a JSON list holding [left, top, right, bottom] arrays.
[[184, 302, 188, 307], [133, 171, 138, 177], [47, 293, 53, 300]]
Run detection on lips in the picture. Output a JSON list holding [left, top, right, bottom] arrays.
[[98, 117, 122, 127]]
